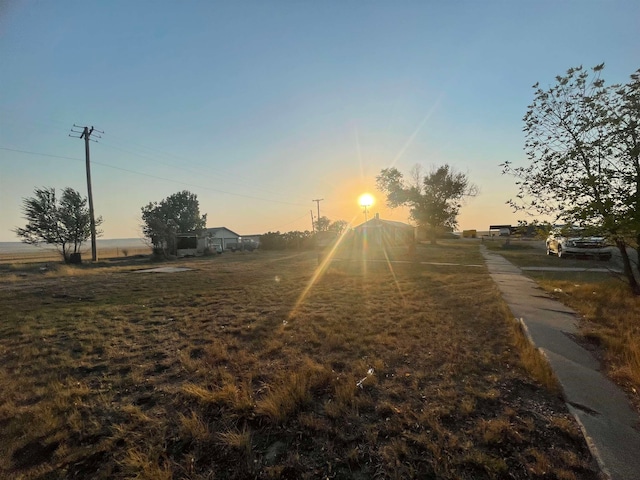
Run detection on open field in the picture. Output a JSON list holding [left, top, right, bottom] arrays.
[[484, 238, 640, 413], [0, 246, 152, 265], [0, 242, 599, 479]]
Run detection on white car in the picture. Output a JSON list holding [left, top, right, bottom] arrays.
[[546, 229, 612, 260]]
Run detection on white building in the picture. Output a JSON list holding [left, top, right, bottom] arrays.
[[205, 227, 241, 251]]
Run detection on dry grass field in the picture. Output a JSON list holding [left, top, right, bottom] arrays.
[[0, 241, 599, 479]]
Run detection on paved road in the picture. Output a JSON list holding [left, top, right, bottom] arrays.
[[525, 239, 638, 279], [481, 246, 640, 480]]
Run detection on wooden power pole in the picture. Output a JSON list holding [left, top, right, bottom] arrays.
[[70, 125, 102, 261], [312, 198, 323, 229]]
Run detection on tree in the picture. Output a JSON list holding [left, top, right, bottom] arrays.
[[513, 219, 553, 239], [328, 219, 349, 234], [259, 230, 315, 250], [613, 69, 640, 250], [502, 65, 640, 294], [141, 191, 207, 256], [284, 230, 313, 249], [315, 216, 331, 232], [314, 216, 348, 234], [376, 164, 478, 243], [260, 231, 287, 250], [14, 187, 103, 263]]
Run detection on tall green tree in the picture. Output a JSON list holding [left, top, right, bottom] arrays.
[[502, 65, 640, 294], [612, 69, 640, 250], [141, 191, 207, 256], [14, 187, 103, 263], [376, 164, 478, 244]]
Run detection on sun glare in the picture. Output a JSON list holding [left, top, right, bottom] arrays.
[[358, 193, 375, 207]]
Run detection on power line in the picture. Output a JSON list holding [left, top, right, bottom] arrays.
[[100, 134, 246, 182], [97, 139, 293, 201], [272, 212, 312, 231], [1, 116, 306, 207], [2, 119, 346, 235], [0, 147, 83, 162], [2, 146, 352, 222], [0, 146, 307, 207]]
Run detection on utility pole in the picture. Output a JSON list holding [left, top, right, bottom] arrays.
[[310, 210, 315, 233], [312, 198, 323, 226], [363, 204, 370, 223], [70, 125, 102, 261]]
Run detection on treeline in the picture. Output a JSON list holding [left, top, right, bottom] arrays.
[[260, 219, 348, 250], [260, 231, 316, 250]]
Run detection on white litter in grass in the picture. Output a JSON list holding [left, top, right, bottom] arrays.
[[356, 368, 375, 388]]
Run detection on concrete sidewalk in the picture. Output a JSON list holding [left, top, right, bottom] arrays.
[[481, 246, 640, 480]]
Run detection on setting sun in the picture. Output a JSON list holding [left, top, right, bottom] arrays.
[[358, 193, 375, 207]]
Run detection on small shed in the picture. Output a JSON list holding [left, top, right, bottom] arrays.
[[489, 224, 515, 237], [205, 227, 241, 251]]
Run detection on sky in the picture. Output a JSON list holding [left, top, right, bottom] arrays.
[[1, 1, 638, 241]]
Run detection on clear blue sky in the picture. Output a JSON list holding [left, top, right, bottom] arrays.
[[1, 1, 638, 241]]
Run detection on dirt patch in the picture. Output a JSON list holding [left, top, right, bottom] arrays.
[[12, 438, 59, 470]]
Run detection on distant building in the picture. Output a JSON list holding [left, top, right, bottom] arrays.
[[489, 224, 515, 237], [240, 234, 261, 249], [175, 233, 210, 257], [354, 214, 415, 246], [204, 227, 241, 251]]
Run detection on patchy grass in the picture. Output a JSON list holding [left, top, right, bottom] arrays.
[[534, 279, 640, 412], [0, 244, 598, 479], [510, 317, 561, 395]]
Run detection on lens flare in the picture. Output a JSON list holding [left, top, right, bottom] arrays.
[[358, 193, 374, 207]]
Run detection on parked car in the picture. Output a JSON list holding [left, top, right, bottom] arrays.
[[546, 228, 612, 260]]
